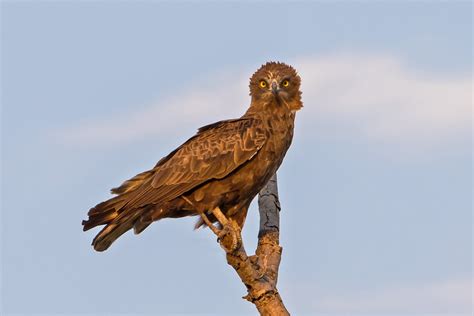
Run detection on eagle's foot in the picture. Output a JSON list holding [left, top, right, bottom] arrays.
[[217, 220, 242, 253], [200, 207, 242, 253]]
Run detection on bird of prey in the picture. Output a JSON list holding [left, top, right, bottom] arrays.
[[82, 62, 303, 251]]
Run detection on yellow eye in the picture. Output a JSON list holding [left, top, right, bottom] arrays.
[[282, 79, 290, 87], [259, 80, 267, 88]]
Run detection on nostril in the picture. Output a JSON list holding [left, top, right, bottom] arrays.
[[271, 82, 278, 90]]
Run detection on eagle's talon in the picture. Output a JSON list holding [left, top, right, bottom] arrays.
[[218, 222, 242, 253]]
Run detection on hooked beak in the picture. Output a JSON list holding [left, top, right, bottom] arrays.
[[271, 81, 279, 95]]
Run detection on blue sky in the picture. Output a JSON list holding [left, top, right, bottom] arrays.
[[1, 1, 472, 315]]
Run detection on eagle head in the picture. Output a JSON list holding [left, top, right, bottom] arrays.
[[249, 61, 303, 111]]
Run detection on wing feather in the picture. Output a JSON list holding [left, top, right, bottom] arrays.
[[116, 117, 267, 210]]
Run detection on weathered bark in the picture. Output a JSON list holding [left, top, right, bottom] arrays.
[[217, 174, 289, 315]]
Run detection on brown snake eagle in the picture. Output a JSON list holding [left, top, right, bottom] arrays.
[[82, 62, 303, 251]]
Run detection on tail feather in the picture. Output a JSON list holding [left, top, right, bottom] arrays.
[[83, 194, 175, 251], [82, 192, 146, 251], [83, 167, 162, 251], [87, 195, 127, 216], [132, 207, 155, 235], [82, 210, 117, 231], [91, 210, 143, 252], [82, 194, 127, 231], [133, 206, 171, 235]]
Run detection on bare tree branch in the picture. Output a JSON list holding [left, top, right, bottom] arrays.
[[213, 174, 289, 315]]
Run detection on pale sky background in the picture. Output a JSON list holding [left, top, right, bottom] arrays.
[[1, 1, 472, 315]]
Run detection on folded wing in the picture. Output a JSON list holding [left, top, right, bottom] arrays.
[[82, 117, 267, 251]]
